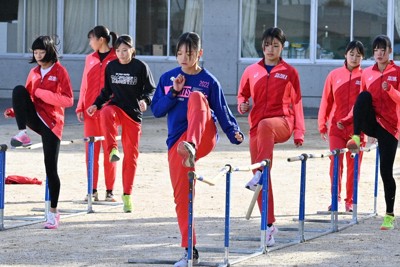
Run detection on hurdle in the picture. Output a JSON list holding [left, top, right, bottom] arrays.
[[0, 136, 123, 230], [287, 144, 379, 238], [195, 160, 272, 267], [127, 160, 272, 266]]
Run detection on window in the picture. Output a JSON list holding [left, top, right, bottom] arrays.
[[241, 0, 311, 59], [353, 0, 387, 59], [278, 0, 311, 59], [317, 0, 351, 60], [0, 0, 57, 54], [136, 0, 203, 56], [64, 0, 129, 54], [0, 0, 19, 53], [0, 0, 202, 56]]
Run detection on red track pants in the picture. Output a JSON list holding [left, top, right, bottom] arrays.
[[249, 117, 293, 225], [328, 135, 363, 205], [100, 105, 141, 195], [168, 92, 217, 247]]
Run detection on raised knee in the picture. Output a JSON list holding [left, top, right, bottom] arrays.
[[12, 85, 27, 98]]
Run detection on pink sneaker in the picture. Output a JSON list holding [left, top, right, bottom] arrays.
[[11, 131, 32, 147], [44, 212, 60, 229], [177, 141, 196, 168]]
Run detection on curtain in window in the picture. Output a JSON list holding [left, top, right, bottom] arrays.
[[183, 0, 203, 36], [241, 0, 258, 57], [98, 0, 129, 37], [64, 0, 94, 54], [17, 0, 57, 53]]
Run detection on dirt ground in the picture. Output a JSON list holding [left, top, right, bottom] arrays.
[[0, 114, 400, 267]]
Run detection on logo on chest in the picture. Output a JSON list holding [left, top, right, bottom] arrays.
[[274, 73, 288, 80]]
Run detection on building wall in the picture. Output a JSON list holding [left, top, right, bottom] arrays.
[[0, 0, 386, 111]]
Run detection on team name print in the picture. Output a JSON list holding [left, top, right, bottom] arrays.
[[274, 73, 287, 80], [111, 73, 137, 85], [48, 75, 57, 82], [387, 76, 397, 82], [355, 80, 361, 85]]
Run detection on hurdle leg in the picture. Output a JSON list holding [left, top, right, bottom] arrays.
[[188, 171, 195, 267], [0, 145, 7, 230], [260, 161, 270, 253], [45, 176, 50, 220], [330, 151, 339, 232], [298, 155, 308, 242], [373, 147, 380, 215], [87, 139, 94, 213], [352, 153, 359, 223], [223, 166, 232, 266]]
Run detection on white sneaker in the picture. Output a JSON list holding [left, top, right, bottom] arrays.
[[174, 249, 200, 267], [266, 225, 278, 247], [245, 170, 262, 191], [177, 141, 196, 168]]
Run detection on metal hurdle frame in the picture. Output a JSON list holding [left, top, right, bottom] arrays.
[[0, 136, 123, 230], [287, 144, 379, 239], [191, 160, 272, 267], [0, 144, 7, 230], [287, 152, 328, 241]]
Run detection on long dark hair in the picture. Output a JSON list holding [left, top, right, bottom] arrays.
[[345, 40, 365, 57], [88, 25, 118, 47], [114, 35, 136, 57], [372, 35, 392, 51]]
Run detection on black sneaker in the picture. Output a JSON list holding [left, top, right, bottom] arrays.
[[105, 191, 116, 202]]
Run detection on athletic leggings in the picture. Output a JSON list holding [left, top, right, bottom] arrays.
[[353, 91, 398, 214], [12, 85, 61, 209]]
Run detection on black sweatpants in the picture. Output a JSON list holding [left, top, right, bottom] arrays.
[[12, 85, 61, 209], [353, 91, 397, 214]]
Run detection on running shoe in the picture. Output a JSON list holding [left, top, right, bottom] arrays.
[[174, 247, 200, 267], [245, 170, 262, 191], [177, 141, 196, 168], [346, 135, 360, 153], [380, 214, 396, 230], [266, 225, 278, 247], [109, 148, 120, 162], [345, 203, 353, 212], [105, 191, 117, 202], [10, 131, 32, 147], [44, 212, 60, 229], [84, 191, 99, 202], [122, 194, 132, 213]]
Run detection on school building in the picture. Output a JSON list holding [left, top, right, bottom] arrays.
[[0, 0, 399, 112]]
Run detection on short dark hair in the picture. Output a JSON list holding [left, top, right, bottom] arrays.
[[372, 35, 392, 50], [114, 35, 136, 57], [175, 32, 201, 57], [345, 40, 365, 57], [30, 35, 59, 64], [262, 27, 286, 47]]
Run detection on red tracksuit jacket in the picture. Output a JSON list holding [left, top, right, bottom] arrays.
[[318, 63, 362, 139], [76, 49, 117, 117], [361, 60, 400, 139], [237, 58, 305, 141], [26, 61, 74, 139]]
